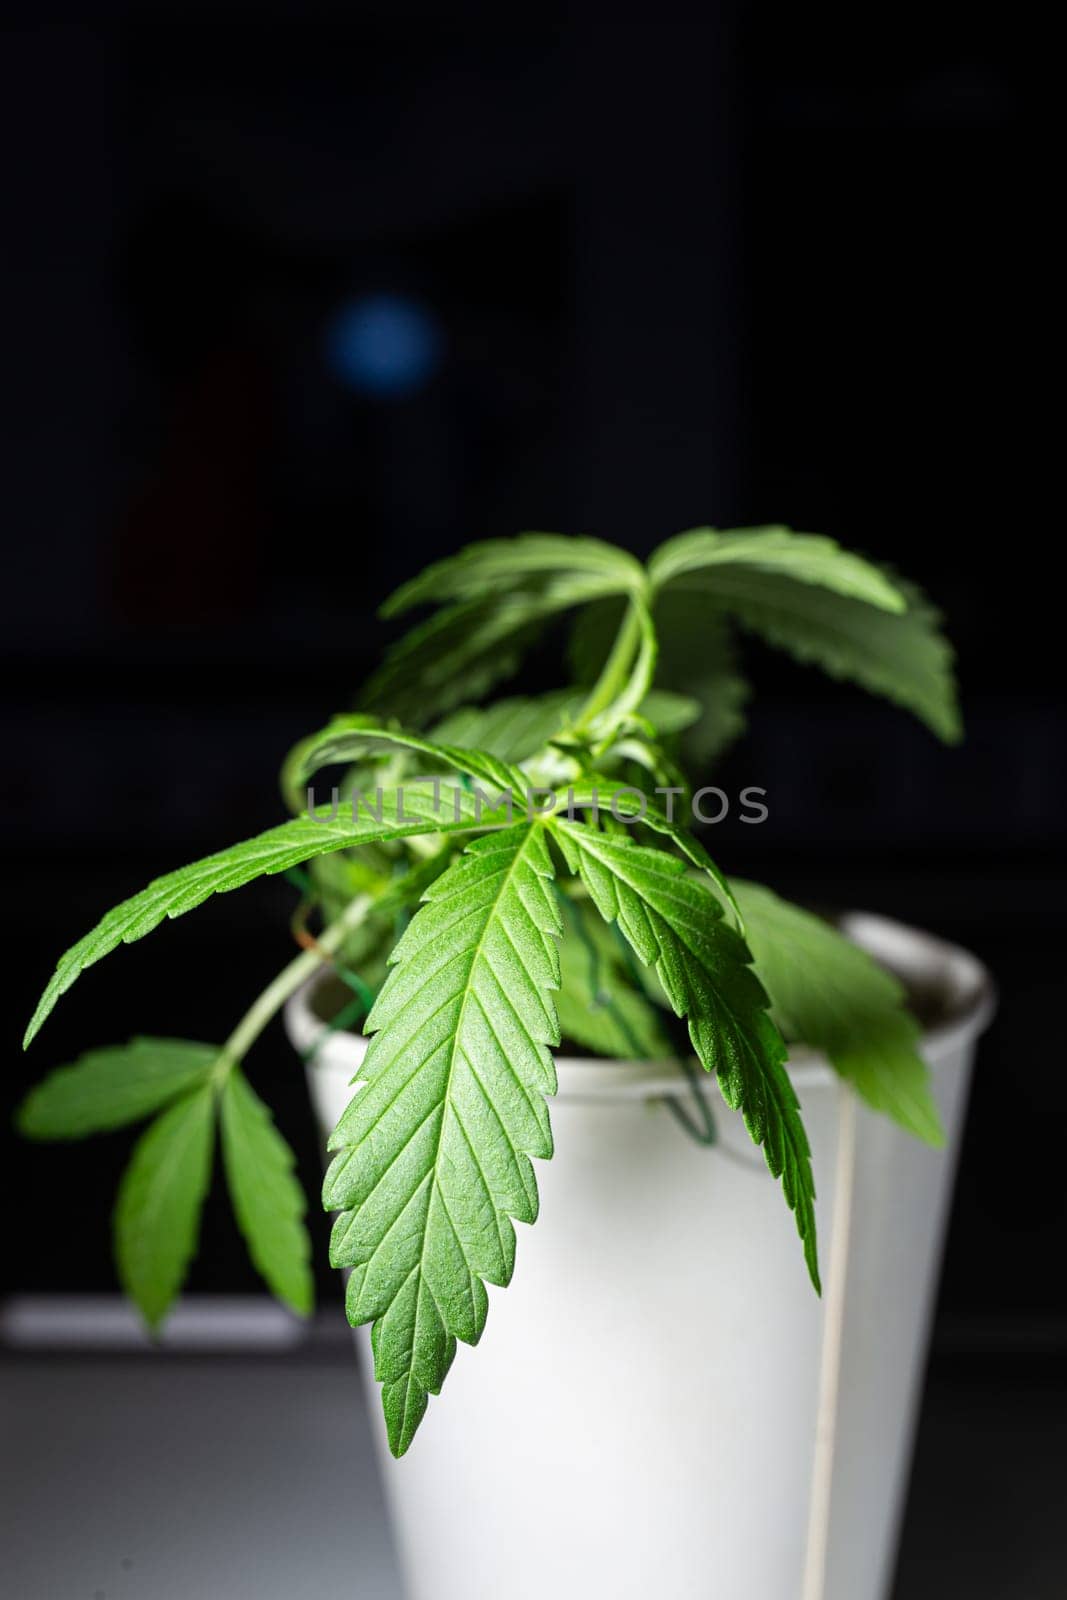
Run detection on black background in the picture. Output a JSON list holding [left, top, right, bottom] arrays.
[[2, 9, 1059, 1353]]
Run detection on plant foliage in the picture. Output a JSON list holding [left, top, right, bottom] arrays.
[[20, 524, 961, 1453]]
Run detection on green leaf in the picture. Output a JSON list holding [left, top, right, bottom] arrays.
[[430, 692, 579, 764], [653, 537, 959, 743], [361, 597, 547, 725], [646, 593, 751, 767], [649, 525, 907, 611], [433, 689, 700, 763], [24, 781, 516, 1048], [732, 879, 944, 1145], [734, 575, 958, 741], [288, 717, 526, 797], [635, 689, 703, 736], [558, 777, 744, 930], [552, 820, 819, 1289], [365, 536, 643, 726], [114, 1084, 216, 1330], [220, 1067, 315, 1315], [17, 1037, 217, 1140], [380, 532, 643, 617], [322, 823, 561, 1456], [568, 595, 625, 687], [556, 897, 672, 1060]]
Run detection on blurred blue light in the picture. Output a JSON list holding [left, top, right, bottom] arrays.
[[324, 292, 443, 398]]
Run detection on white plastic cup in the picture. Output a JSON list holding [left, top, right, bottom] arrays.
[[290, 912, 993, 1600]]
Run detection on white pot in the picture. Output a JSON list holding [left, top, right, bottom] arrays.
[[287, 912, 994, 1600]]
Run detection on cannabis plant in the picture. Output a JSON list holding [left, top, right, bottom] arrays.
[[19, 528, 958, 1455]]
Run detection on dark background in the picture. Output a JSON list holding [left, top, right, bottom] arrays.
[[2, 0, 1059, 1541]]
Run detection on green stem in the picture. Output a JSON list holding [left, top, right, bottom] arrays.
[[219, 893, 373, 1070], [660, 1055, 719, 1147], [575, 600, 642, 728]]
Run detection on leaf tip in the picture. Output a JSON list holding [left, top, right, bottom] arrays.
[[915, 1113, 947, 1150], [808, 1245, 822, 1297], [383, 1376, 428, 1458], [284, 1284, 315, 1320], [132, 1295, 171, 1339]]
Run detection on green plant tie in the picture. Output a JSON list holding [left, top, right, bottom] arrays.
[[659, 1054, 718, 1147]]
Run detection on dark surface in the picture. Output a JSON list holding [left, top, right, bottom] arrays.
[[1, 1332, 1062, 1599], [893, 1348, 1067, 1599], [0, 1343, 397, 1600]]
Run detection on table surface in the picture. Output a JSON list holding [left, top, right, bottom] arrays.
[[2, 1309, 1064, 1600]]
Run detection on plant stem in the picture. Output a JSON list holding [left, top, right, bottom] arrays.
[[220, 893, 373, 1069], [575, 599, 642, 727]]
